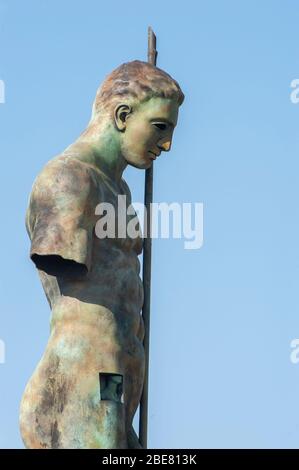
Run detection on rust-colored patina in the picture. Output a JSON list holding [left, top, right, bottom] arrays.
[[20, 60, 184, 449]]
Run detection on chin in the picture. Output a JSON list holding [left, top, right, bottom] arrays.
[[126, 155, 152, 170], [129, 162, 151, 170]]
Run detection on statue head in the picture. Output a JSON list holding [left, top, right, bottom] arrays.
[[88, 60, 184, 169]]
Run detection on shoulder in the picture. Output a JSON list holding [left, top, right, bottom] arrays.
[[30, 154, 97, 201], [26, 155, 98, 231]]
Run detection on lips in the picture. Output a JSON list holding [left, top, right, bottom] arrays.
[[148, 151, 159, 160]]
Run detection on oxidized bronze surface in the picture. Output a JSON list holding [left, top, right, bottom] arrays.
[[20, 60, 184, 449]]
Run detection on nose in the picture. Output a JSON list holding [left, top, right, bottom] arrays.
[[158, 139, 172, 152]]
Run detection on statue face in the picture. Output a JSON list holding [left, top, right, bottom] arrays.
[[116, 97, 179, 169]]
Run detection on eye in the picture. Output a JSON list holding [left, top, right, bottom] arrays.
[[153, 122, 167, 131]]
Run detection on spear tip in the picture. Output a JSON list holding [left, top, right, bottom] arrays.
[[147, 26, 157, 66]]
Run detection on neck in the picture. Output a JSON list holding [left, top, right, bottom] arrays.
[[76, 119, 127, 183]]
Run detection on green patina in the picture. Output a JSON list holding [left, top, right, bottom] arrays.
[[20, 60, 183, 449]]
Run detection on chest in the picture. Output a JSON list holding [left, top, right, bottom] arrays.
[[94, 180, 143, 254]]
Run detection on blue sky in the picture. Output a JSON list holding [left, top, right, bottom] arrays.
[[1, 0, 299, 448]]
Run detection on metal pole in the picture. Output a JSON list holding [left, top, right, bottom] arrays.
[[139, 26, 157, 449]]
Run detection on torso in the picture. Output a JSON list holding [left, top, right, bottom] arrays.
[[37, 158, 144, 342]]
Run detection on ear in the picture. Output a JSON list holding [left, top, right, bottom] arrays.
[[114, 104, 132, 131]]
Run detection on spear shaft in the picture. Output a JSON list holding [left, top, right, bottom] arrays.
[[139, 26, 157, 449]]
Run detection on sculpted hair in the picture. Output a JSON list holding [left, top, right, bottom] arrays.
[[92, 60, 184, 118]]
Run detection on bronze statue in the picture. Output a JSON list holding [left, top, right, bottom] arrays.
[[19, 60, 184, 449]]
